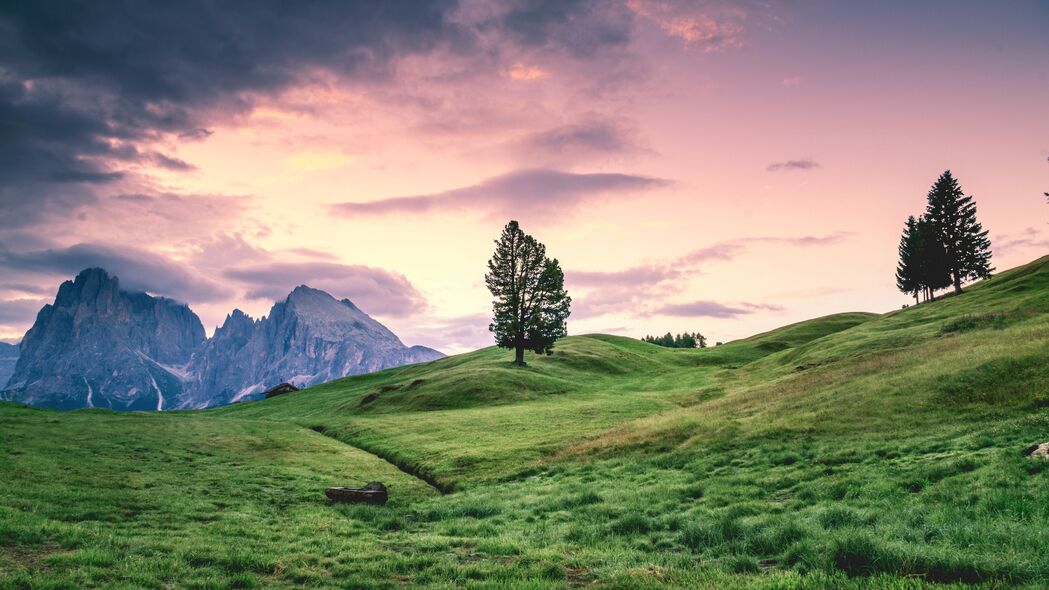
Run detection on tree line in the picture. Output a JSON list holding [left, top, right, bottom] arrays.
[[896, 171, 993, 304], [642, 332, 707, 348]]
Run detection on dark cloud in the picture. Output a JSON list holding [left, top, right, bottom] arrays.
[[498, 0, 633, 57], [223, 262, 427, 318], [331, 169, 670, 221], [0, 1, 461, 222], [767, 159, 821, 172], [0, 242, 232, 304], [653, 300, 784, 318], [149, 153, 196, 172]]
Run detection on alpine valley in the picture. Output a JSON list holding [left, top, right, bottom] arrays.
[[0, 268, 443, 410]]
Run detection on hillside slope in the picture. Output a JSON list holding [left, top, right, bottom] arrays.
[[2, 254, 1047, 589]]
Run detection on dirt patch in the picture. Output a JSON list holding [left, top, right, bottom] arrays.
[[564, 565, 597, 587], [0, 543, 61, 572]]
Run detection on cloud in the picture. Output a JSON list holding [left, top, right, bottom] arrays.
[[569, 265, 682, 287], [569, 231, 850, 319], [567, 264, 686, 319], [0, 298, 49, 325], [781, 76, 802, 87], [149, 153, 197, 172], [498, 0, 633, 58], [330, 168, 670, 221], [653, 300, 784, 318], [767, 159, 821, 172], [513, 117, 646, 163], [677, 242, 749, 265], [387, 313, 493, 354], [627, 0, 753, 52], [506, 63, 551, 81], [993, 228, 1049, 256], [223, 262, 427, 318], [677, 233, 850, 266], [0, 2, 462, 224], [0, 242, 232, 304]]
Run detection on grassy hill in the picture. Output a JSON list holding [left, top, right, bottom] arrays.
[[2, 255, 1047, 589]]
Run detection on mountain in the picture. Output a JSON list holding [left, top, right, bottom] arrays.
[[0, 269, 443, 410], [0, 342, 19, 389], [0, 268, 205, 410], [180, 286, 443, 408]]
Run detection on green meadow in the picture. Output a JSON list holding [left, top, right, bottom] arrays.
[[2, 255, 1048, 589]]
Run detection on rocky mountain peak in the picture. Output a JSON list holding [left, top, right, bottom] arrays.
[[2, 269, 444, 410]]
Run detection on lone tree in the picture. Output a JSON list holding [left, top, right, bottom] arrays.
[[486, 220, 571, 366], [923, 171, 993, 294]]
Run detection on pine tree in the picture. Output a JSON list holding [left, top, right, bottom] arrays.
[[895, 216, 922, 303], [697, 333, 707, 348], [486, 220, 571, 366], [915, 216, 952, 299], [923, 171, 993, 294]]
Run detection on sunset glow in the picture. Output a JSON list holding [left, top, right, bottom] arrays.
[[1, 1, 1046, 353]]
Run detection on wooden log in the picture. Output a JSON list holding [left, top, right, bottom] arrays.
[[325, 482, 388, 504]]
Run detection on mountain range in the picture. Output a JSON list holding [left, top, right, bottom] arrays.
[[0, 268, 443, 410]]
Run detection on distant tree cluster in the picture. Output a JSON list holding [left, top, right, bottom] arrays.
[[642, 332, 707, 348], [896, 171, 993, 304]]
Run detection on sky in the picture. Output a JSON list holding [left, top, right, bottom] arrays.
[[0, 0, 1047, 354]]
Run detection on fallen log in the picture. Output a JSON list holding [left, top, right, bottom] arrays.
[[325, 482, 388, 504]]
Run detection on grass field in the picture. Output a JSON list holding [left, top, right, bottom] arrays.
[[2, 255, 1047, 589]]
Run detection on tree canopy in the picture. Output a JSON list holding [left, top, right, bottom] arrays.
[[485, 220, 571, 366]]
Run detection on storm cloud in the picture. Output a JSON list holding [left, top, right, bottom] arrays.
[[0, 1, 461, 223]]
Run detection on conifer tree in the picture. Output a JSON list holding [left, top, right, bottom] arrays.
[[895, 216, 922, 304], [915, 216, 952, 300], [896, 215, 952, 303], [486, 220, 571, 366], [923, 171, 993, 293]]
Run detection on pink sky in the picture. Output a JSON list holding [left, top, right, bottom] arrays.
[[1, 1, 1046, 353]]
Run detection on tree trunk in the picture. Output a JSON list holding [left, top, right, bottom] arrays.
[[514, 345, 526, 366], [953, 271, 963, 294], [914, 292, 919, 305]]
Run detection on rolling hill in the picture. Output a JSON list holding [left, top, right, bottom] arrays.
[[1, 254, 1047, 589]]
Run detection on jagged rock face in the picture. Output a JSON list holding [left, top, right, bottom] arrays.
[[1, 268, 205, 410], [181, 286, 443, 408], [0, 270, 444, 410], [0, 342, 19, 389]]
